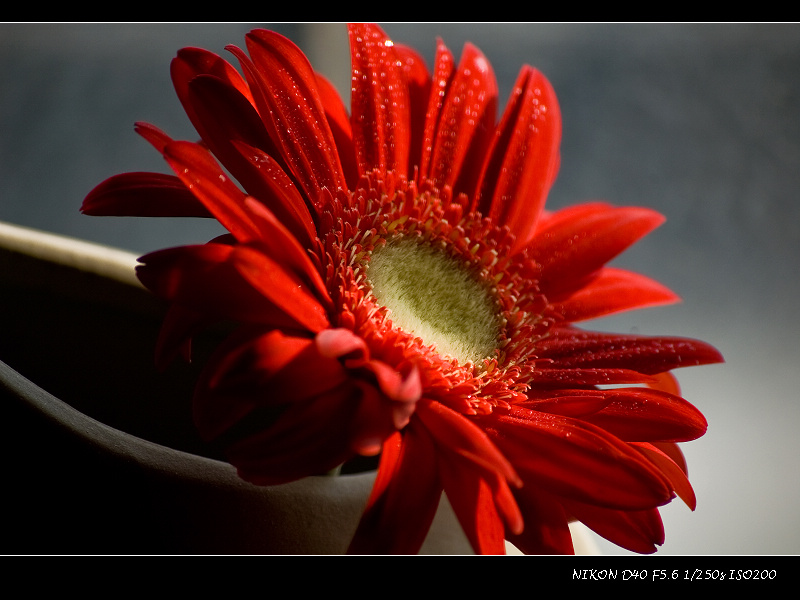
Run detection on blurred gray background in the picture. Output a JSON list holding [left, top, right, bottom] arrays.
[[1, 22, 798, 555]]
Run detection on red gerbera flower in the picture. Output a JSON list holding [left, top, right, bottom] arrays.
[[82, 24, 723, 555]]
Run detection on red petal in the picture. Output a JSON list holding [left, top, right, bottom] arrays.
[[648, 371, 683, 396], [194, 329, 350, 439], [481, 406, 674, 510], [173, 56, 278, 170], [652, 440, 689, 473], [152, 302, 212, 369], [581, 387, 708, 443], [528, 202, 665, 300], [160, 138, 318, 255], [314, 329, 421, 435], [536, 326, 725, 375], [416, 401, 523, 551], [632, 442, 697, 509], [348, 23, 411, 178], [231, 143, 318, 248], [551, 267, 680, 322], [419, 38, 455, 182], [393, 43, 431, 173], [180, 74, 287, 191], [224, 387, 363, 485], [423, 42, 498, 199], [506, 487, 575, 554], [241, 196, 329, 304], [521, 390, 612, 417], [363, 359, 422, 408], [171, 47, 321, 246], [532, 367, 657, 387], [419, 401, 521, 490], [349, 428, 443, 554], [366, 432, 402, 503], [171, 46, 254, 110], [439, 462, 509, 554], [134, 121, 173, 153], [81, 172, 210, 217], [564, 499, 665, 554], [137, 243, 329, 333], [344, 382, 397, 457], [160, 140, 262, 242], [233, 30, 348, 205], [229, 244, 330, 333], [315, 73, 359, 190], [193, 329, 319, 439], [475, 66, 561, 253], [523, 386, 707, 443], [315, 326, 370, 361]]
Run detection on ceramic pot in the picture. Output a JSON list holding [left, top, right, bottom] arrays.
[[0, 221, 597, 555]]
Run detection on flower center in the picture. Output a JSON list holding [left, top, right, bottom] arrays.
[[366, 238, 500, 365]]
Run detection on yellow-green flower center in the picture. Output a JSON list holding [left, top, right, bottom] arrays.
[[366, 238, 500, 365]]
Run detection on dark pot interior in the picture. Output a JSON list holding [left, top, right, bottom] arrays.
[[0, 238, 215, 458]]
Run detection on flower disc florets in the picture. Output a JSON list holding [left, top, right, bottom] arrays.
[[319, 171, 553, 417]]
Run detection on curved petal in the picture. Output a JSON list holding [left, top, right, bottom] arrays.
[[160, 140, 262, 242], [159, 137, 319, 253], [134, 121, 173, 153], [193, 329, 331, 440], [439, 461, 509, 554], [521, 389, 612, 417], [173, 62, 279, 173], [349, 428, 443, 554], [362, 359, 422, 409], [81, 171, 210, 217], [535, 326, 725, 375], [582, 388, 707, 443], [315, 328, 421, 439], [632, 442, 697, 509], [231, 142, 319, 248], [474, 66, 561, 253], [506, 486, 575, 554], [393, 43, 431, 173], [137, 243, 329, 333], [523, 386, 707, 443], [241, 195, 329, 304], [345, 381, 400, 457], [480, 405, 674, 510], [152, 302, 213, 369], [419, 38, 455, 183], [171, 45, 254, 110], [564, 499, 665, 554], [315, 73, 359, 189], [214, 331, 348, 406], [653, 440, 688, 474], [196, 327, 405, 484], [229, 244, 330, 332], [224, 386, 365, 485], [171, 47, 322, 246], [419, 401, 521, 491], [648, 371, 683, 395], [181, 74, 304, 202], [531, 367, 657, 387], [348, 23, 411, 178], [422, 42, 498, 200], [528, 203, 666, 300], [227, 31, 347, 208], [417, 400, 523, 553], [551, 267, 680, 322]]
